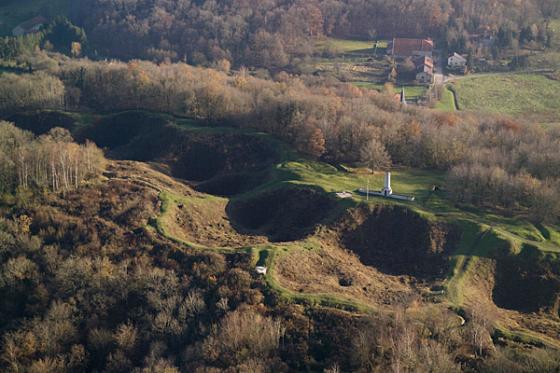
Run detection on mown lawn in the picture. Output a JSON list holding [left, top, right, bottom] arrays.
[[0, 0, 70, 35], [398, 85, 428, 99], [453, 73, 560, 123], [315, 37, 377, 54], [352, 81, 428, 99]]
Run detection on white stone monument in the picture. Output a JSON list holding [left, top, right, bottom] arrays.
[[382, 172, 393, 196], [357, 171, 415, 201]]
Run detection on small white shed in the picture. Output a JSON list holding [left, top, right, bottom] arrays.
[[255, 266, 267, 275], [448, 53, 467, 68]]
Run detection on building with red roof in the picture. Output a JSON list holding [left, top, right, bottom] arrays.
[[390, 38, 434, 58]]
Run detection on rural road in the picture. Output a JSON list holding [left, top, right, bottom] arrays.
[[434, 49, 446, 84]]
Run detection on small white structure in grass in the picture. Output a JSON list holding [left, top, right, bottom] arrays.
[[255, 266, 267, 275], [357, 171, 415, 201], [336, 191, 353, 199]]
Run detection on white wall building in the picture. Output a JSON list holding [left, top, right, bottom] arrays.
[[448, 53, 467, 68]]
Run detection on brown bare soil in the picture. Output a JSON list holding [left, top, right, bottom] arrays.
[[103, 160, 194, 196], [275, 242, 416, 308], [164, 194, 267, 248]]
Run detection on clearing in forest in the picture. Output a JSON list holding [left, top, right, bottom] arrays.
[[453, 73, 560, 123]]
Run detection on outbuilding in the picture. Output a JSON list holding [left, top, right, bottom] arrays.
[[448, 53, 467, 68]]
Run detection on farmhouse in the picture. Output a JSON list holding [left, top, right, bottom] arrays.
[[448, 53, 467, 68], [391, 38, 434, 58], [415, 56, 434, 84], [12, 16, 48, 36]]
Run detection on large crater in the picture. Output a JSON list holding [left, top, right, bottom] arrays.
[[227, 186, 338, 242], [76, 111, 168, 149], [493, 244, 560, 316], [76, 111, 280, 196], [169, 134, 278, 189], [337, 205, 457, 279]]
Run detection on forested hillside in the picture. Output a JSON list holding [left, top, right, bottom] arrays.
[[66, 0, 559, 65], [2, 57, 559, 221], [1, 1, 560, 372]]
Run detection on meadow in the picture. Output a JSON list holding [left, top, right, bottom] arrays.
[[435, 85, 457, 111], [315, 37, 378, 54], [453, 73, 560, 123]]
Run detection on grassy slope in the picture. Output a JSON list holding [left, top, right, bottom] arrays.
[[435, 85, 457, 111], [0, 0, 69, 35], [453, 73, 560, 123], [78, 111, 559, 345], [315, 38, 377, 54], [143, 116, 560, 257]]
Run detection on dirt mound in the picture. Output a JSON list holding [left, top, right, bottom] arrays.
[[228, 187, 338, 242], [7, 111, 77, 135], [337, 205, 456, 279], [493, 244, 560, 315]]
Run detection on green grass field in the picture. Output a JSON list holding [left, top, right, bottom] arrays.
[[453, 73, 560, 123], [0, 0, 68, 35], [315, 37, 380, 54], [353, 81, 428, 99], [435, 85, 457, 111], [400, 85, 429, 99]]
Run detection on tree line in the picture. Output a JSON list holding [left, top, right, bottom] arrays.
[[0, 17, 86, 61], [66, 0, 560, 66], [0, 122, 105, 195], [1, 57, 559, 222]]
